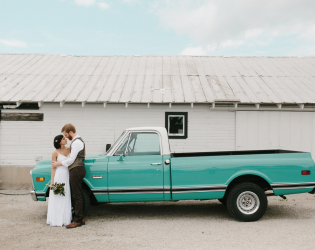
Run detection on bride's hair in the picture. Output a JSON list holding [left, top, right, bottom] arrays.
[[53, 135, 64, 149]]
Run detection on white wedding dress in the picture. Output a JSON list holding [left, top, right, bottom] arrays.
[[46, 152, 72, 226]]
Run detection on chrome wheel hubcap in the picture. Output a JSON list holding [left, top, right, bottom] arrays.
[[236, 191, 260, 215]]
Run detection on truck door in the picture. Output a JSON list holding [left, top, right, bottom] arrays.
[[107, 132, 164, 202]]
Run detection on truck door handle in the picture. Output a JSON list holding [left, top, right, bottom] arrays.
[[151, 163, 161, 165]]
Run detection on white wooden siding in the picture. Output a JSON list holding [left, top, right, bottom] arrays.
[[236, 111, 315, 160], [3, 106, 315, 166], [0, 104, 236, 166]]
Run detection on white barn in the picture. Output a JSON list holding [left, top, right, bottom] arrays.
[[1, 54, 315, 189]]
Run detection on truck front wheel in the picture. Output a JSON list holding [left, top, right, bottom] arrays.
[[218, 197, 226, 205], [226, 182, 267, 222]]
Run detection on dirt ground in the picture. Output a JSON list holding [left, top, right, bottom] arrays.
[[1, 191, 315, 250]]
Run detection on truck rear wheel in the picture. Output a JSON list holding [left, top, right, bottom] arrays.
[[226, 182, 267, 222]]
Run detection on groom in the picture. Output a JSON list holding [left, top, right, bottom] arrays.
[[52, 123, 86, 229]]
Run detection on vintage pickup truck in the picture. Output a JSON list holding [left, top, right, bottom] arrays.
[[30, 127, 315, 222]]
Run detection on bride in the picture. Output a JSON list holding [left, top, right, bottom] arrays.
[[47, 135, 72, 227]]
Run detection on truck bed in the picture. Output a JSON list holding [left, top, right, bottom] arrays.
[[171, 149, 303, 158]]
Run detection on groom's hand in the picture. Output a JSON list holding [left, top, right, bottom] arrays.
[[52, 161, 60, 168]]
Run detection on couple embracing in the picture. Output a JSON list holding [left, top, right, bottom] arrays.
[[46, 123, 86, 228]]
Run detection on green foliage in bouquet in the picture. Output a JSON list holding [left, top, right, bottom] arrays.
[[46, 182, 65, 196]]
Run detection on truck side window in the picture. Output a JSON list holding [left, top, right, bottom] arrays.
[[126, 132, 160, 156]]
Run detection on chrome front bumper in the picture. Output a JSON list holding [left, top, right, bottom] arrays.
[[30, 190, 37, 201], [30, 190, 46, 201]]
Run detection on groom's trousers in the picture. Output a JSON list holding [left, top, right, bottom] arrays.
[[69, 165, 86, 223]]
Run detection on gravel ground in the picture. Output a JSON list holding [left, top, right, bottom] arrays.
[[1, 191, 315, 250]]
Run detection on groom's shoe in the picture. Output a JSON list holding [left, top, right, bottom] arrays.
[[66, 221, 82, 229], [71, 219, 85, 225]]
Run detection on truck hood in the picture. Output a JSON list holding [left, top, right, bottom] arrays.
[[34, 154, 105, 169]]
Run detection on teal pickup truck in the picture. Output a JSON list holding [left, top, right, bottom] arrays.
[[30, 127, 315, 222]]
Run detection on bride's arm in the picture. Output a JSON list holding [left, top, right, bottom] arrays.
[[50, 152, 58, 188]]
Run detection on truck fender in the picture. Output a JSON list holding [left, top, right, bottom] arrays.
[[224, 170, 273, 195], [226, 170, 272, 186], [82, 177, 94, 191]]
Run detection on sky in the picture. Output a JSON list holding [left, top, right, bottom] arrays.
[[0, 0, 315, 56]]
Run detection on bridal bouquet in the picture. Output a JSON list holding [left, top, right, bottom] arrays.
[[46, 182, 65, 196]]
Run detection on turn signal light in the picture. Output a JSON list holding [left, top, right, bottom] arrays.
[[36, 177, 45, 181], [302, 170, 311, 175]]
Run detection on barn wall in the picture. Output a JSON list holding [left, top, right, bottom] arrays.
[[236, 111, 315, 161], [3, 105, 315, 189], [0, 103, 236, 167]]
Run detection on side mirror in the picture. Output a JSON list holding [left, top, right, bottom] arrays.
[[106, 144, 111, 151], [117, 155, 125, 161]]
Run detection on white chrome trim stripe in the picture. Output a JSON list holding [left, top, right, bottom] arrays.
[[172, 186, 227, 190], [271, 182, 315, 186], [273, 186, 315, 190], [109, 192, 164, 195], [173, 189, 226, 193]]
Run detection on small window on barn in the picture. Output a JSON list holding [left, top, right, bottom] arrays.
[[165, 112, 188, 139]]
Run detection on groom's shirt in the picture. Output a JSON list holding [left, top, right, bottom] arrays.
[[61, 135, 84, 168]]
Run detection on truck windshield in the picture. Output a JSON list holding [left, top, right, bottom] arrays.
[[105, 131, 127, 154]]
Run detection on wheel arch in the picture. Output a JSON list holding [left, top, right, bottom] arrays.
[[82, 179, 98, 205], [225, 173, 272, 197]]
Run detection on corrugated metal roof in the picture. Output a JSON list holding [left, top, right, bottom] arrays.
[[1, 54, 315, 104]]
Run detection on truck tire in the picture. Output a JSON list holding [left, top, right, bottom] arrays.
[[218, 197, 226, 205], [226, 182, 267, 222]]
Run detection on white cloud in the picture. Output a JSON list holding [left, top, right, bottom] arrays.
[[221, 40, 245, 48], [153, 0, 315, 55], [180, 46, 206, 56], [74, 0, 109, 10], [74, 0, 95, 6], [0, 39, 27, 48], [122, 0, 141, 4], [98, 2, 109, 10]]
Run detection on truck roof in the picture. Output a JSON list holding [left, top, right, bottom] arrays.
[[126, 127, 166, 133]]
